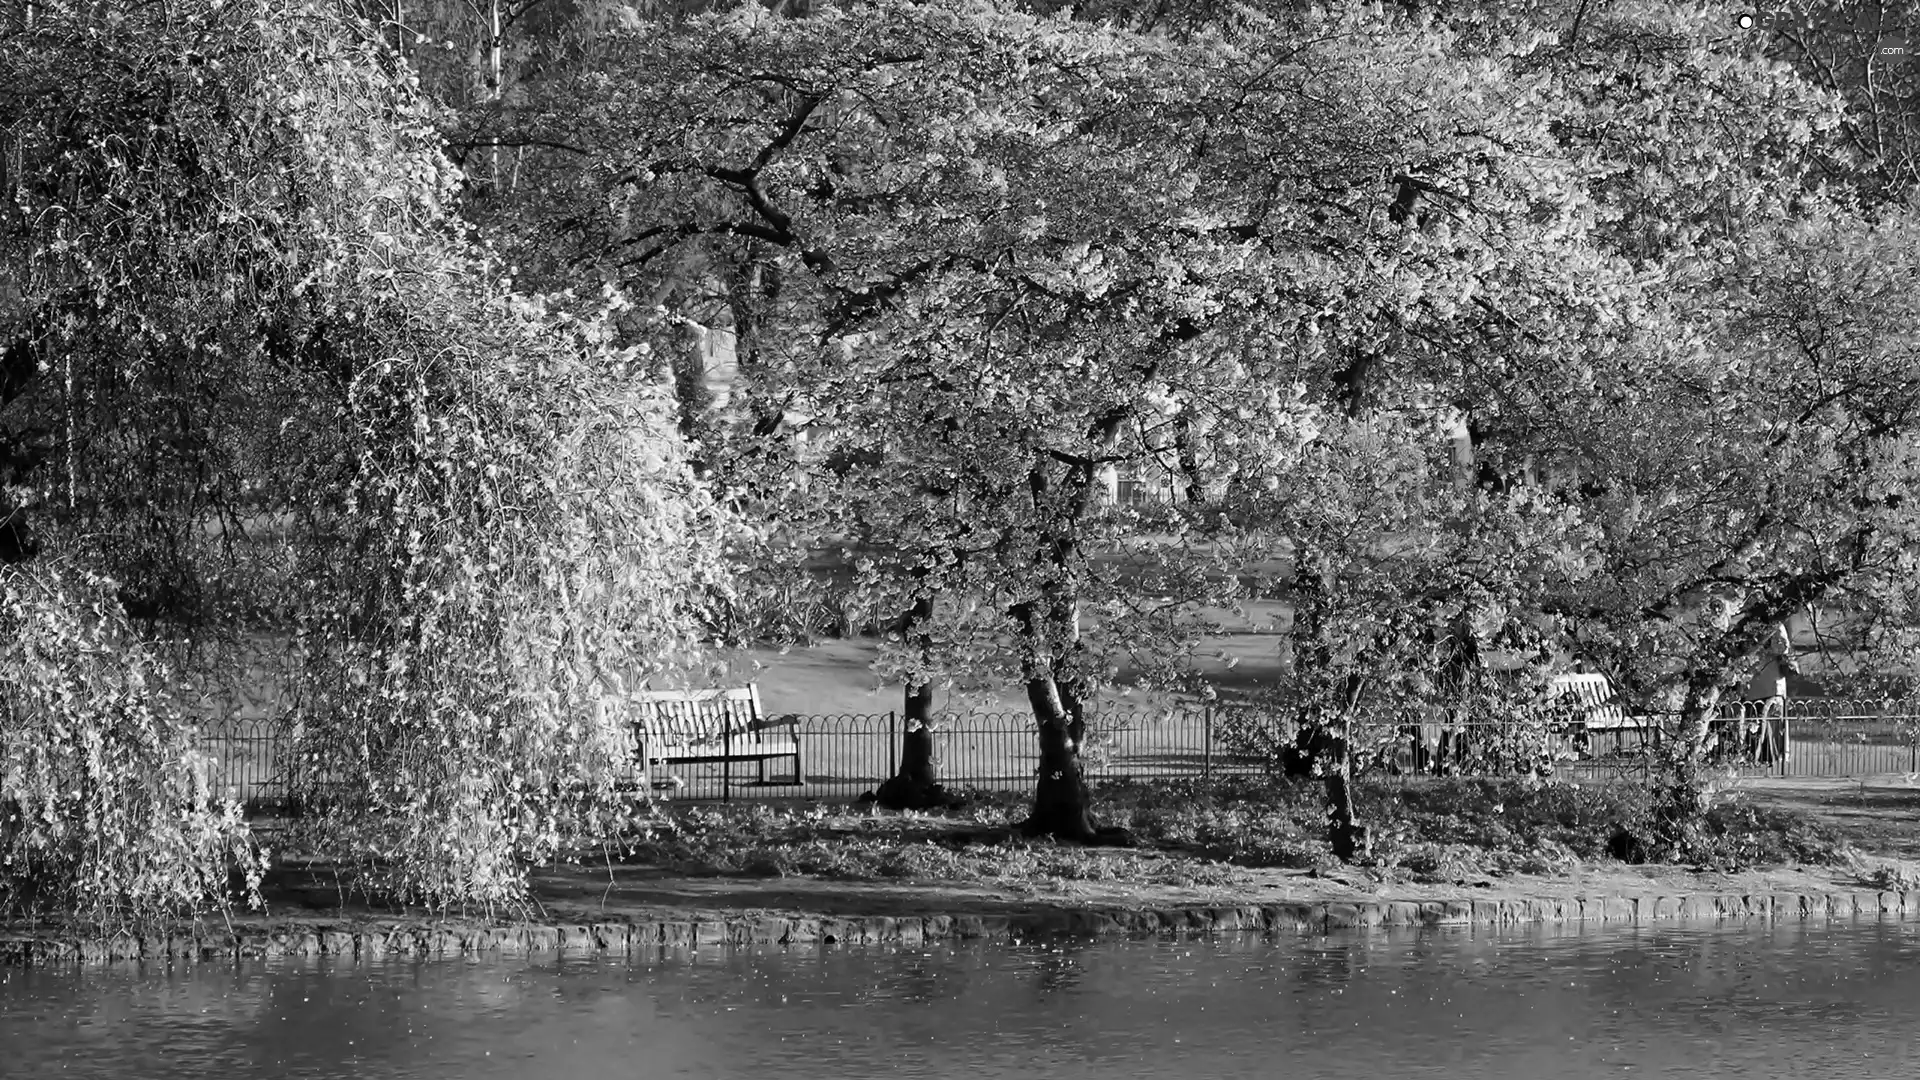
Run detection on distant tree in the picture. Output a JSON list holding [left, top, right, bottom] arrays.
[[1350, 1, 1920, 839]]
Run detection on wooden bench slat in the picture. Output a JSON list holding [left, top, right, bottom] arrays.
[[630, 684, 803, 786], [655, 739, 801, 763], [1548, 674, 1640, 730]]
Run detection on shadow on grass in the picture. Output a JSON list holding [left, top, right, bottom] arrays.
[[1779, 785, 1920, 859], [534, 864, 1190, 919]]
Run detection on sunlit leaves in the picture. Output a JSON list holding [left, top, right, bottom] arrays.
[[2, 0, 728, 914], [0, 560, 265, 927]]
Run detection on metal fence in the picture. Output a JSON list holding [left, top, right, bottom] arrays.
[[192, 709, 1263, 807], [196, 698, 1920, 810], [1765, 698, 1920, 778]]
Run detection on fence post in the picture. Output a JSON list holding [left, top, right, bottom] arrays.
[[1203, 706, 1213, 783], [722, 711, 732, 803], [888, 710, 897, 779], [1779, 708, 1789, 778]]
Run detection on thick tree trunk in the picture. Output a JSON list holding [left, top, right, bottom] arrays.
[[1654, 670, 1724, 838], [872, 591, 962, 810], [1291, 545, 1370, 859], [1008, 448, 1131, 844], [1006, 594, 1127, 843], [1323, 738, 1370, 861], [1173, 415, 1205, 504], [669, 326, 715, 443], [1020, 673, 1103, 841], [872, 662, 959, 811], [894, 701, 941, 784]]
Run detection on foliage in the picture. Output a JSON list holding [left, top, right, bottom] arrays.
[[1224, 414, 1583, 783], [1376, 776, 1849, 871], [283, 270, 726, 910], [425, 0, 1914, 843], [0, 560, 264, 927], [1122, 774, 1848, 874], [533, 2, 1640, 824], [1762, 0, 1920, 209], [708, 539, 880, 645], [250, 14, 728, 907], [1684, 798, 1854, 868], [334, 0, 712, 240], [317, 0, 1920, 847], [1535, 182, 1920, 834], [1, 0, 398, 923], [1224, 1, 1920, 833], [2, 0, 727, 915]]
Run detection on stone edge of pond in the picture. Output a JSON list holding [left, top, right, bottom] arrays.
[[7, 890, 1920, 966]]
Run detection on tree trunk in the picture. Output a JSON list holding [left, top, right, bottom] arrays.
[[670, 323, 716, 443], [1008, 452, 1130, 844], [1021, 672, 1102, 841], [1654, 670, 1724, 840], [1291, 544, 1370, 860], [1173, 415, 1205, 504], [1323, 734, 1370, 861], [873, 594, 958, 810], [869, 685, 954, 809]]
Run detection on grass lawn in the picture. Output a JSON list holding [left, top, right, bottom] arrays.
[[708, 623, 1292, 717]]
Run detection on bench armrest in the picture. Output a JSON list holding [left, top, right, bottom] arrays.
[[748, 713, 801, 734]]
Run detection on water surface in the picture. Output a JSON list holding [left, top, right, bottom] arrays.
[[5, 921, 1920, 1078]]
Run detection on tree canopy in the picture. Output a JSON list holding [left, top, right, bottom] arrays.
[[1, 0, 726, 915], [381, 0, 1920, 840], [13, 0, 1920, 903]]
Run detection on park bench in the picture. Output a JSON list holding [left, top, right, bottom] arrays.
[[1545, 674, 1788, 764], [1393, 674, 1638, 774], [1547, 673, 1655, 758], [632, 685, 805, 788], [1547, 673, 1625, 726]]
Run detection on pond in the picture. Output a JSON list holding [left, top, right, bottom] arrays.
[[5, 921, 1920, 1079]]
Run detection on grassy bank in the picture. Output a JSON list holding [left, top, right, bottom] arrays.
[[600, 775, 1877, 894], [10, 775, 1919, 959]]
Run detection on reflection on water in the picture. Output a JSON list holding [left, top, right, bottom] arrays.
[[5, 921, 1920, 1079]]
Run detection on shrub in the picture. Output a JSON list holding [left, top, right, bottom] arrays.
[[0, 562, 264, 927], [1394, 842, 1487, 883]]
